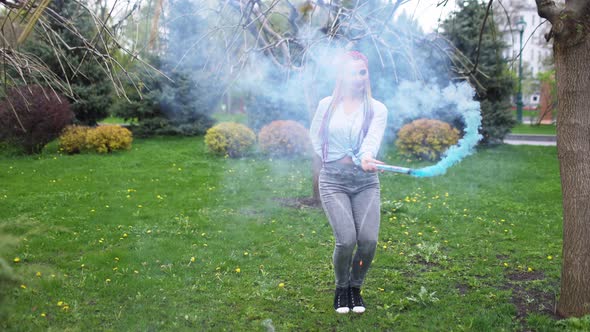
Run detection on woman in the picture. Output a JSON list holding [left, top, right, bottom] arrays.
[[310, 51, 388, 314]]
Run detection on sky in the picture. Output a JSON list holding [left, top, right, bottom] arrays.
[[397, 0, 457, 33]]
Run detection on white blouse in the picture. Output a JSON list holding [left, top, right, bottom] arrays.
[[309, 96, 388, 162]]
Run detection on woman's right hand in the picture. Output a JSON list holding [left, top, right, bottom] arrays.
[[360, 154, 384, 172]]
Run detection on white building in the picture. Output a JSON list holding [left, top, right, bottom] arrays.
[[493, 0, 553, 106]]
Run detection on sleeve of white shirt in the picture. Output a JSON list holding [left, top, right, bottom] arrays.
[[358, 100, 388, 159], [309, 97, 332, 158]]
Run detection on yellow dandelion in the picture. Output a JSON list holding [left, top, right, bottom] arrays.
[[122, 233, 128, 238], [527, 267, 533, 272], [235, 268, 241, 273], [36, 272, 42, 277], [244, 252, 249, 256], [57, 301, 64, 307], [106, 278, 111, 283], [41, 313, 46, 317], [418, 232, 423, 236], [503, 263, 509, 267], [20, 284, 27, 289], [547, 255, 553, 260], [190, 257, 196, 263], [13, 257, 20, 263], [278, 283, 285, 288]]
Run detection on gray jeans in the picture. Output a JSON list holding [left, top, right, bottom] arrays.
[[319, 162, 381, 288]]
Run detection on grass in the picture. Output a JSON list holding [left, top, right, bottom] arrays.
[[1, 137, 588, 330], [511, 110, 539, 119], [212, 111, 248, 124], [511, 124, 557, 135], [98, 116, 135, 125]]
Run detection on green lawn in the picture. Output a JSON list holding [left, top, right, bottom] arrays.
[[212, 111, 248, 124], [1, 138, 588, 330], [511, 124, 557, 135], [98, 116, 135, 125]]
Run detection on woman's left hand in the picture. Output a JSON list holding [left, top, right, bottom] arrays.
[[360, 154, 384, 172]]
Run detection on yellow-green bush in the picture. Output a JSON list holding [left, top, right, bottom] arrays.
[[85, 125, 133, 153], [204, 122, 256, 157], [396, 119, 460, 161], [59, 125, 92, 154], [258, 120, 311, 157]]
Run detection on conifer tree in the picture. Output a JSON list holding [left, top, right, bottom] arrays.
[[442, 0, 516, 144]]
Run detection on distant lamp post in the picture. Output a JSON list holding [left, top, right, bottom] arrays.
[[516, 17, 527, 123]]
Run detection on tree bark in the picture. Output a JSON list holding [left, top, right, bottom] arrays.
[[554, 32, 590, 317], [536, 0, 590, 317]]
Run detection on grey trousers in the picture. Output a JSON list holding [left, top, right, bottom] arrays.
[[319, 162, 381, 288]]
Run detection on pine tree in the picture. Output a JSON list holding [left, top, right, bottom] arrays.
[[23, 0, 112, 125], [442, 0, 516, 144], [112, 0, 219, 137]]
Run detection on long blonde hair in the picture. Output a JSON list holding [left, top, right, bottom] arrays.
[[319, 51, 374, 162]]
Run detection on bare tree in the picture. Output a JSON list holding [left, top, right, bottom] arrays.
[[0, 0, 162, 101], [533, 0, 590, 318], [203, 0, 482, 201]]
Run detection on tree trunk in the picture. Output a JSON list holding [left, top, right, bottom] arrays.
[[554, 31, 590, 318], [312, 155, 321, 202], [537, 79, 554, 125]]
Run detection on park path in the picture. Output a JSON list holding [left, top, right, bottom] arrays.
[[504, 133, 557, 146]]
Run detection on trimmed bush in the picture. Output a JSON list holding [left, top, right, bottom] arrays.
[[396, 119, 460, 161], [258, 120, 311, 157], [85, 125, 133, 153], [0, 85, 74, 154], [205, 122, 255, 157], [59, 125, 92, 154]]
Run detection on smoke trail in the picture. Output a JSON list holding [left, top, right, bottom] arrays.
[[389, 81, 482, 178]]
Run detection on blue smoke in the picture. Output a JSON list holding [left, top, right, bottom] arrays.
[[389, 81, 482, 178]]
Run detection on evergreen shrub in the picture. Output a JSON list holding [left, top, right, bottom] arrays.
[[59, 125, 92, 154], [258, 120, 311, 157], [85, 125, 133, 153], [205, 122, 255, 157], [396, 119, 460, 161]]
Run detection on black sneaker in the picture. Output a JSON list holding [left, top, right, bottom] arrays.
[[349, 287, 365, 313], [334, 287, 350, 314]]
